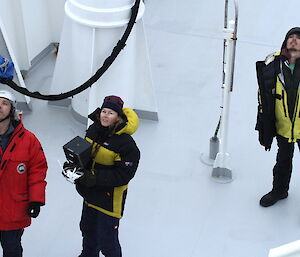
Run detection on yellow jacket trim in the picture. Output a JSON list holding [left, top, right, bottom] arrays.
[[275, 76, 300, 142], [116, 108, 139, 135], [82, 107, 139, 218], [87, 137, 120, 166], [85, 185, 127, 219]]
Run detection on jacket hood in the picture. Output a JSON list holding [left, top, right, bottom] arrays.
[[88, 107, 101, 122], [281, 27, 300, 51], [88, 107, 139, 136], [116, 108, 139, 135]]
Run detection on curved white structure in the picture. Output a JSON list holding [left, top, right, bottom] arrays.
[[50, 0, 157, 124], [65, 0, 145, 28], [269, 240, 300, 257]]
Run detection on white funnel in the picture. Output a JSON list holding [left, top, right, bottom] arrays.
[[50, 0, 158, 124]]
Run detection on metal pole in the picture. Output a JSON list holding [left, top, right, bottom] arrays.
[[230, 0, 238, 91], [223, 0, 229, 84], [211, 0, 238, 183], [200, 0, 233, 167]]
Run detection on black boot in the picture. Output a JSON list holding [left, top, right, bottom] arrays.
[[259, 191, 288, 207]]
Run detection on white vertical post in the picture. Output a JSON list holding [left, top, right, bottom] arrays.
[[0, 15, 31, 109], [211, 20, 236, 183]]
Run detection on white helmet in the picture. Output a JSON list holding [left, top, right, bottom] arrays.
[[0, 90, 16, 107]]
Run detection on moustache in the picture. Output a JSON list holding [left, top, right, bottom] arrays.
[[288, 48, 300, 52]]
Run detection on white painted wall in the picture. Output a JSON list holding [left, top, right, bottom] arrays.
[[45, 0, 66, 42], [0, 0, 65, 70], [20, 0, 53, 64], [0, 0, 29, 69]]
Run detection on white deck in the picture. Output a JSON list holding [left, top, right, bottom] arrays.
[[11, 1, 300, 256]]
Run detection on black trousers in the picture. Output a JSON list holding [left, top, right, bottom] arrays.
[[80, 203, 122, 257], [0, 229, 24, 257], [272, 135, 300, 193]]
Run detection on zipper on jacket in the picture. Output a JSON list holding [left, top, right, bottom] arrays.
[[291, 88, 300, 141], [282, 90, 288, 117], [291, 115, 296, 142], [291, 118, 295, 141], [278, 68, 288, 118]]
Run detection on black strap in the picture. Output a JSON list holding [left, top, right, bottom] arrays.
[[0, 0, 141, 101]]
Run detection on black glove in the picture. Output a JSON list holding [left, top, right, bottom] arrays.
[[63, 161, 77, 171], [28, 202, 42, 218], [76, 169, 96, 187]]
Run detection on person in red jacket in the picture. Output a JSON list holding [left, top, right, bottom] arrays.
[[0, 90, 47, 257]]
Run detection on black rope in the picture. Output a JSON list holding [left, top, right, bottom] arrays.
[[0, 0, 141, 101], [213, 116, 221, 138]]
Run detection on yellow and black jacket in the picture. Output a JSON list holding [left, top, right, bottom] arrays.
[[256, 52, 300, 150], [76, 107, 140, 218]]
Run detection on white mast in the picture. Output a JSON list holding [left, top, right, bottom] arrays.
[[50, 0, 158, 125]]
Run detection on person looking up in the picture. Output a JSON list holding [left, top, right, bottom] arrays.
[[256, 27, 300, 207], [74, 95, 140, 257], [0, 90, 47, 257]]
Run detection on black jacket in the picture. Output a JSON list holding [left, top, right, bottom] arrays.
[[255, 27, 300, 150], [255, 56, 278, 150], [76, 107, 140, 218]]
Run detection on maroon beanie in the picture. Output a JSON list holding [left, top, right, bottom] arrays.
[[101, 95, 124, 116]]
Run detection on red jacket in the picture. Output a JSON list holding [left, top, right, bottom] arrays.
[[0, 120, 47, 230]]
